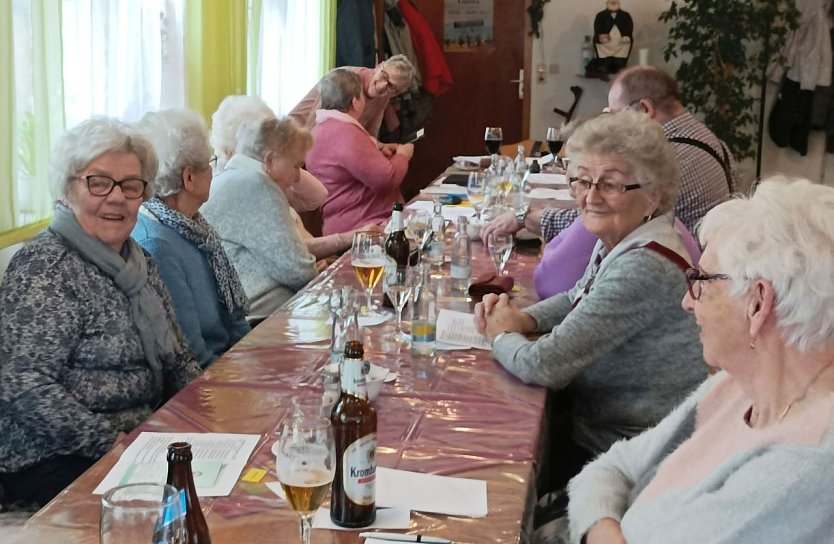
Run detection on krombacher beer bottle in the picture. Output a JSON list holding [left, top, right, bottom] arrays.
[[330, 340, 377, 527], [166, 442, 212, 543]]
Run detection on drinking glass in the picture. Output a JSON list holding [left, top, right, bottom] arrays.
[[484, 127, 503, 168], [405, 209, 431, 264], [487, 233, 515, 276], [351, 231, 386, 316], [274, 415, 336, 544], [545, 127, 564, 156], [383, 264, 415, 345], [466, 172, 487, 222], [100, 483, 183, 544]]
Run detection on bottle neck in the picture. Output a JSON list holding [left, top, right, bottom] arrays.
[[341, 356, 369, 399], [391, 210, 403, 232]]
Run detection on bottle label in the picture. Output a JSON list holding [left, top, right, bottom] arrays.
[[450, 262, 471, 279], [343, 433, 377, 505], [342, 357, 369, 398]]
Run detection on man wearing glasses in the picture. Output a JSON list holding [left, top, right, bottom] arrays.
[[289, 55, 415, 156], [483, 66, 733, 249]]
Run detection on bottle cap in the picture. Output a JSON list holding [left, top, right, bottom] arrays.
[[344, 340, 364, 359], [392, 202, 403, 212]]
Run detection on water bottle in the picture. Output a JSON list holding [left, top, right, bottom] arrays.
[[428, 200, 445, 267], [450, 217, 471, 293], [410, 264, 436, 357], [513, 144, 527, 176], [582, 35, 594, 71]]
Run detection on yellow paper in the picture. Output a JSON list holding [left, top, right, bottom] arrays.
[[241, 468, 267, 483]]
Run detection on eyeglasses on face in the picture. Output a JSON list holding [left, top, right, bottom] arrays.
[[568, 177, 641, 196], [376, 69, 401, 95], [684, 267, 730, 300], [75, 174, 148, 199], [209, 155, 218, 169]]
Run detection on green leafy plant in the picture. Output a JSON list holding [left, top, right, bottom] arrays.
[[660, 0, 798, 160], [16, 110, 37, 178]]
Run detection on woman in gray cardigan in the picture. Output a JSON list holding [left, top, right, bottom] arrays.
[[475, 111, 706, 459], [201, 117, 318, 316]]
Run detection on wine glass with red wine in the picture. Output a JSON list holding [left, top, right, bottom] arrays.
[[545, 127, 564, 156], [484, 127, 503, 170]]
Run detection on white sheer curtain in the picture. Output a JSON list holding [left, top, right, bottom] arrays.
[[249, 0, 329, 115], [62, 0, 185, 126], [2, 0, 186, 235]]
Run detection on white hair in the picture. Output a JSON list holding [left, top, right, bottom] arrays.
[[698, 176, 834, 352], [138, 109, 212, 197], [209, 95, 275, 164], [49, 117, 158, 200]]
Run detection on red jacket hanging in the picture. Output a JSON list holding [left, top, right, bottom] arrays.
[[399, 0, 453, 97]]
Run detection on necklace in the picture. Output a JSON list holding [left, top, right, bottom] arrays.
[[778, 401, 793, 422]]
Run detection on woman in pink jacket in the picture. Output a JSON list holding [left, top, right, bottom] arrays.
[[305, 69, 414, 235]]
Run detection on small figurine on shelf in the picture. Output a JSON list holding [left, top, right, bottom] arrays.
[[585, 0, 633, 80]]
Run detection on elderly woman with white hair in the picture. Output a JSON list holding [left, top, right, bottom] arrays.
[[202, 117, 318, 316], [132, 108, 250, 368], [210, 95, 366, 259], [475, 111, 706, 466], [563, 177, 834, 544], [0, 118, 200, 508]]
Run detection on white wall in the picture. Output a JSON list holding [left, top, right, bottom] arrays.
[[528, 1, 834, 190]]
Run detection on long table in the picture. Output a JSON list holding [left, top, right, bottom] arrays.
[[22, 199, 562, 544]]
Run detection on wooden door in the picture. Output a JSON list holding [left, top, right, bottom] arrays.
[[401, 0, 532, 200]]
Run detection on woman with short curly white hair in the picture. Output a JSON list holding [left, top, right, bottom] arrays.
[[565, 176, 834, 544], [202, 117, 319, 316], [475, 111, 706, 478], [133, 108, 250, 368], [0, 117, 200, 508]]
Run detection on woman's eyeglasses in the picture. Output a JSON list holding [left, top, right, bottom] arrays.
[[569, 177, 641, 196], [75, 175, 147, 199], [684, 267, 730, 300]]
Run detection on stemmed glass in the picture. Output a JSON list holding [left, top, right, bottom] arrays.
[[405, 210, 431, 264], [274, 412, 336, 544], [467, 171, 487, 222], [351, 231, 386, 317], [100, 483, 184, 544], [545, 127, 564, 156], [383, 264, 415, 345], [484, 127, 503, 168], [487, 233, 515, 276]]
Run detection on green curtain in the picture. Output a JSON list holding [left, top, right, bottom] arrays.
[[185, 0, 248, 124], [321, 0, 337, 71], [246, 0, 264, 96], [0, 0, 63, 248], [0, 0, 14, 234]]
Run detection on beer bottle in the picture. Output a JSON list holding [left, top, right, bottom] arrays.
[[330, 340, 377, 527], [166, 442, 212, 544], [383, 202, 410, 308]]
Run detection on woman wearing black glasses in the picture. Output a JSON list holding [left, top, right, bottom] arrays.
[[0, 118, 201, 508], [474, 111, 706, 487], [564, 177, 834, 544]]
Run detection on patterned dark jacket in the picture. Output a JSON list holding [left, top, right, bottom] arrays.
[[0, 230, 201, 472]]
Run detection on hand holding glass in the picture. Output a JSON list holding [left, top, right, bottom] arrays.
[[488, 233, 515, 276], [274, 415, 336, 544]]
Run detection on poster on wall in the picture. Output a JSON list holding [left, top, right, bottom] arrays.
[[443, 0, 494, 52]]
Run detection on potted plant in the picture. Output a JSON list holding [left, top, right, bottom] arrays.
[[660, 0, 797, 171]]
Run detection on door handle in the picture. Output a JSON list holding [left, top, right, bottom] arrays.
[[509, 69, 524, 99]]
